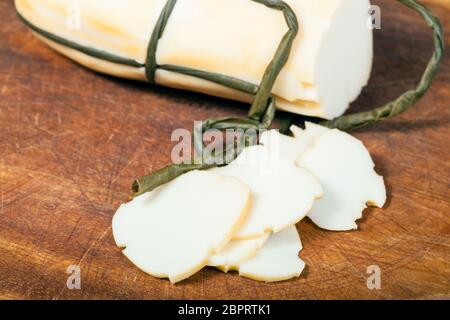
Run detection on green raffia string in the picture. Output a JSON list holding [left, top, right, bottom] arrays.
[[17, 13, 144, 68], [320, 0, 445, 131], [16, 0, 444, 197], [133, 0, 444, 197], [135, 0, 297, 197], [145, 0, 177, 84], [144, 0, 298, 126]]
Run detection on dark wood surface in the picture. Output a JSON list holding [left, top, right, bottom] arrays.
[[0, 0, 449, 299]]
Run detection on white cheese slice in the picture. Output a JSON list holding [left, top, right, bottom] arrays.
[[208, 233, 270, 268], [296, 125, 386, 231], [227, 226, 305, 282], [16, 0, 373, 119], [259, 129, 306, 160], [261, 123, 386, 231], [112, 170, 251, 283], [212, 145, 323, 239]]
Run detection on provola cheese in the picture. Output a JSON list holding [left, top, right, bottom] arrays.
[[112, 170, 250, 283], [261, 123, 386, 231], [211, 145, 323, 239], [16, 0, 373, 119], [208, 233, 270, 269], [224, 226, 305, 282]]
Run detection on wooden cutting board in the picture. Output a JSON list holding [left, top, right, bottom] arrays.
[[0, 0, 449, 299]]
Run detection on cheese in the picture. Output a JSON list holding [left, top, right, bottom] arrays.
[[208, 233, 270, 269], [259, 124, 327, 159], [112, 170, 251, 283], [16, 0, 373, 119], [227, 226, 305, 282], [295, 124, 386, 230], [212, 145, 323, 239], [261, 123, 386, 231]]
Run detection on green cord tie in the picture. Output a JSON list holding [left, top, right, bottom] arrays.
[[132, 0, 444, 197], [141, 0, 299, 158], [320, 0, 445, 131], [145, 0, 177, 85], [145, 0, 299, 131], [17, 1, 443, 133], [15, 1, 444, 196]]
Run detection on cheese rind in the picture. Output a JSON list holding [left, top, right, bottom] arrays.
[[112, 170, 251, 283]]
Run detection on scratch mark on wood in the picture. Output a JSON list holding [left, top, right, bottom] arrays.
[[34, 113, 40, 127], [0, 159, 4, 217], [53, 226, 112, 300]]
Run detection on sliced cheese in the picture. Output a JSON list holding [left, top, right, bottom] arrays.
[[212, 145, 323, 239], [261, 123, 386, 231], [208, 232, 270, 268], [112, 170, 250, 283], [16, 0, 373, 119], [259, 129, 306, 160], [296, 125, 386, 231], [227, 226, 305, 282]]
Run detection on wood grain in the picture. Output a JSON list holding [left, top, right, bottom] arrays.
[[0, 0, 449, 299]]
